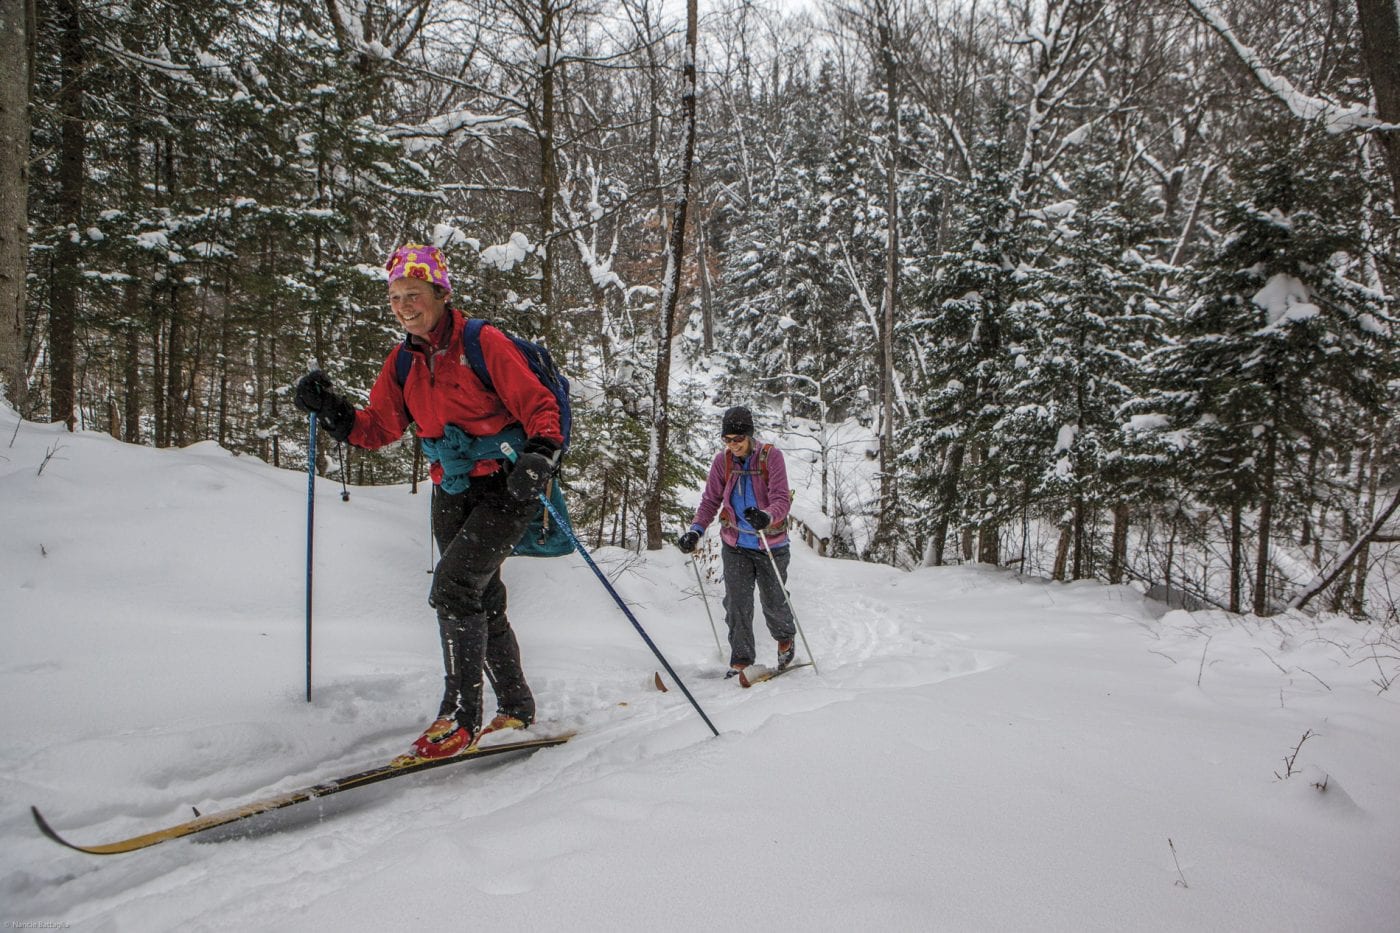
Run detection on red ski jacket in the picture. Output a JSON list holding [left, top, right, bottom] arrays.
[[348, 308, 563, 482]]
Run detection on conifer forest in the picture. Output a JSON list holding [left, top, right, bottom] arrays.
[[5, 0, 1399, 622]]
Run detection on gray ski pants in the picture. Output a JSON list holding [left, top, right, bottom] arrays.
[[721, 543, 796, 667]]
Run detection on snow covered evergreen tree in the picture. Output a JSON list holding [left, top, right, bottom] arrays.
[[1139, 121, 1394, 614], [998, 162, 1165, 580], [898, 130, 1025, 567]]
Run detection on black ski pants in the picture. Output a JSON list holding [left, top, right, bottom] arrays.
[[721, 542, 795, 668], [429, 471, 537, 733]]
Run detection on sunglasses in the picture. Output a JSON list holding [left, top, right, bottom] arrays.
[[721, 434, 749, 444]]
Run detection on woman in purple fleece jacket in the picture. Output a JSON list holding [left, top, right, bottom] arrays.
[[676, 406, 797, 676]]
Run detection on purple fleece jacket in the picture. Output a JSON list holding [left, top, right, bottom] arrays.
[[689, 439, 790, 549]]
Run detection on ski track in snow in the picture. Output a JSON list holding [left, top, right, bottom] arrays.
[[5, 408, 1399, 931], [5, 540, 1008, 921]]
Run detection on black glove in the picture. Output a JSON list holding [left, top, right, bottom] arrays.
[[677, 530, 700, 554], [507, 436, 561, 501], [295, 371, 355, 442], [743, 507, 771, 531]]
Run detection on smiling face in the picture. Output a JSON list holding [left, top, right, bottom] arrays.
[[722, 433, 752, 457], [388, 276, 448, 338]]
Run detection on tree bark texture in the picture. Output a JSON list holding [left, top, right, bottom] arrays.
[[50, 0, 85, 429], [1355, 0, 1400, 210], [643, 0, 697, 549], [875, 3, 900, 556], [0, 0, 29, 412]]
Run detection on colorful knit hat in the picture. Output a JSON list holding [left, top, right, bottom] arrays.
[[385, 243, 451, 295]]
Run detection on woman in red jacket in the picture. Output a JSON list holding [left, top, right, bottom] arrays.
[[295, 243, 563, 763]]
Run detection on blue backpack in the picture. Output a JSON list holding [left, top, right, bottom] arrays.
[[395, 317, 572, 452]]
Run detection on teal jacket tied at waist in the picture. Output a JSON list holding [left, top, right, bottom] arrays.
[[420, 424, 527, 495]]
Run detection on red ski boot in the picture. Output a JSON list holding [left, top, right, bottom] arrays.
[[391, 717, 473, 766]]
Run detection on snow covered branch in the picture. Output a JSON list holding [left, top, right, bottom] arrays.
[[1289, 487, 1400, 611], [1181, 0, 1381, 134]]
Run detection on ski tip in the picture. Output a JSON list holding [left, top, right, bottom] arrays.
[[653, 671, 669, 692], [31, 806, 99, 855]]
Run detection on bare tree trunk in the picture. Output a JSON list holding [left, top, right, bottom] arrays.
[[695, 203, 715, 353], [1253, 429, 1277, 615], [164, 283, 185, 447], [50, 0, 85, 429], [874, 2, 900, 559], [978, 518, 1000, 565], [643, 0, 697, 549], [1109, 502, 1129, 584], [1052, 523, 1071, 581], [931, 441, 964, 566], [0, 0, 29, 413], [1229, 500, 1243, 614], [1349, 437, 1382, 616], [217, 272, 232, 447], [122, 323, 140, 443], [1071, 491, 1086, 580], [150, 315, 165, 444], [120, 108, 143, 442], [538, 0, 559, 337], [1329, 479, 1358, 612], [1356, 0, 1400, 210]]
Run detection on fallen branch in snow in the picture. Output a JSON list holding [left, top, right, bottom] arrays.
[[36, 443, 65, 477], [1168, 838, 1189, 888], [1289, 488, 1400, 611], [1196, 636, 1213, 686], [1274, 729, 1316, 780], [1356, 638, 1399, 694], [1295, 667, 1332, 693], [1253, 647, 1288, 674]]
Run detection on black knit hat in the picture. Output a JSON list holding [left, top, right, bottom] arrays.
[[721, 406, 754, 436]]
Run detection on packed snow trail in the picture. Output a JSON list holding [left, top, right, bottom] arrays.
[[3, 407, 1399, 931]]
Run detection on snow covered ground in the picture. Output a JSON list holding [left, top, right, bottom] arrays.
[[2, 403, 1398, 931]]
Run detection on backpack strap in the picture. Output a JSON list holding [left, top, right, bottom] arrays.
[[393, 341, 414, 387], [395, 319, 491, 391], [461, 318, 493, 392], [391, 341, 417, 422], [719, 443, 780, 532], [722, 442, 770, 485]]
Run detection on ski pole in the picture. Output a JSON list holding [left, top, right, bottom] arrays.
[[758, 532, 818, 674], [427, 484, 437, 574], [305, 412, 316, 702], [501, 443, 719, 737], [690, 551, 725, 660]]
